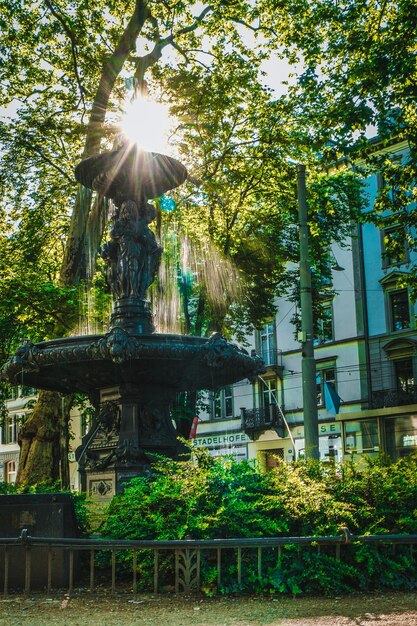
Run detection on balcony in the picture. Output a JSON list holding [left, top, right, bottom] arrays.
[[370, 386, 417, 409], [241, 405, 285, 440], [253, 349, 284, 375]]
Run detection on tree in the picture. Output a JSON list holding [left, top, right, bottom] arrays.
[[261, 0, 417, 279], [0, 0, 288, 484], [0, 1, 364, 483]]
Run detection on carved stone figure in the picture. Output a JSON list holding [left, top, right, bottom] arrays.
[[96, 401, 121, 439], [102, 200, 162, 301], [116, 439, 148, 466]]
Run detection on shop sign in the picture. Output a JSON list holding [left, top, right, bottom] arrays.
[[193, 433, 249, 447], [403, 434, 417, 447], [294, 423, 340, 438], [319, 423, 341, 435]]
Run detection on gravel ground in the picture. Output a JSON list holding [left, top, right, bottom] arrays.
[[1, 592, 417, 626]]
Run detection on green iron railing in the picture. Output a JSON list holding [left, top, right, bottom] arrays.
[[1, 528, 416, 596]]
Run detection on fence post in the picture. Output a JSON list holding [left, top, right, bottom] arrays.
[[47, 546, 52, 594], [153, 549, 159, 594], [90, 550, 95, 592], [196, 549, 201, 594], [111, 549, 116, 594], [24, 546, 31, 596], [175, 550, 179, 594], [257, 546, 262, 579], [132, 550, 137, 593], [3, 547, 9, 596], [69, 550, 74, 595]]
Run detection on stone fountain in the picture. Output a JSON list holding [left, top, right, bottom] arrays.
[[1, 142, 264, 497]]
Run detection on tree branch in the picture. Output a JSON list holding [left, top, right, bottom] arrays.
[[84, 0, 149, 156], [133, 5, 215, 85], [230, 17, 278, 38], [20, 139, 73, 183], [44, 0, 87, 118]]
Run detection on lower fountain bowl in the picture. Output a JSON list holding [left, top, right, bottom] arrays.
[[1, 329, 265, 394]]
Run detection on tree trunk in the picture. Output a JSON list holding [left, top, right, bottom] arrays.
[[61, 0, 148, 285], [17, 391, 65, 486]]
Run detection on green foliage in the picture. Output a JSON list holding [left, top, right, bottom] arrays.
[[99, 452, 417, 595], [264, 0, 417, 295], [259, 549, 358, 596]]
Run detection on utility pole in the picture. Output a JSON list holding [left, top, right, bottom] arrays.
[[297, 164, 319, 459]]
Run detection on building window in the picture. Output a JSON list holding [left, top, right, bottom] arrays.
[[314, 303, 333, 345], [394, 358, 414, 392], [385, 415, 417, 460], [5, 460, 17, 483], [316, 367, 336, 407], [381, 225, 408, 268], [344, 419, 379, 453], [212, 386, 233, 419], [260, 378, 278, 423], [4, 415, 18, 444], [81, 413, 92, 437], [260, 323, 276, 366], [376, 156, 402, 202], [389, 289, 411, 331], [262, 379, 277, 410]]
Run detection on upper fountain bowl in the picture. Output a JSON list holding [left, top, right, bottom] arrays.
[[75, 143, 187, 206]]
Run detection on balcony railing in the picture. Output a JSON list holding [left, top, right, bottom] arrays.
[[370, 386, 417, 409], [240, 405, 285, 440], [252, 349, 283, 371]]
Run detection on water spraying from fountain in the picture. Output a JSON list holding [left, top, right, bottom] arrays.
[[151, 223, 242, 335]]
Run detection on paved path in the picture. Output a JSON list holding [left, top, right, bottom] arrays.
[[1, 592, 417, 625]]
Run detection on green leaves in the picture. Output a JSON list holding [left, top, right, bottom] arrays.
[[99, 452, 417, 594]]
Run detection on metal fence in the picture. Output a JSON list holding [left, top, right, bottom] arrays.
[[1, 528, 417, 596]]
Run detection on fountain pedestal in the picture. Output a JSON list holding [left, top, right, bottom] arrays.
[[80, 383, 186, 496], [110, 297, 154, 334]]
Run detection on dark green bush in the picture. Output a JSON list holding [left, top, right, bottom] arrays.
[[99, 450, 417, 595]]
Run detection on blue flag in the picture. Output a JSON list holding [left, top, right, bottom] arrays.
[[324, 381, 341, 415]]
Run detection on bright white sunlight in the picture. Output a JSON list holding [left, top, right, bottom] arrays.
[[119, 95, 173, 153]]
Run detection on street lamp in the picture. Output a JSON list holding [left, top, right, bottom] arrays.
[[296, 164, 319, 459]]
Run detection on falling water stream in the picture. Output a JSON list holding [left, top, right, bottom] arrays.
[[152, 225, 242, 335], [75, 283, 112, 336]]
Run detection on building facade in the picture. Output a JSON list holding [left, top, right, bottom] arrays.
[[196, 138, 417, 466], [0, 386, 36, 483], [336, 139, 417, 461]]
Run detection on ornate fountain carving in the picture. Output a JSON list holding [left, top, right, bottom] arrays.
[[1, 141, 265, 496], [102, 200, 162, 302]]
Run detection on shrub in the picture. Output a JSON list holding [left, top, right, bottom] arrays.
[[99, 451, 417, 595]]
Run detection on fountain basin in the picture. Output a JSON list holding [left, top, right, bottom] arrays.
[[1, 329, 265, 395], [75, 145, 187, 204]]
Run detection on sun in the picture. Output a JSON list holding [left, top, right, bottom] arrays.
[[119, 96, 173, 154]]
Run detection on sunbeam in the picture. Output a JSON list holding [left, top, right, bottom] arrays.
[[119, 96, 173, 153]]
